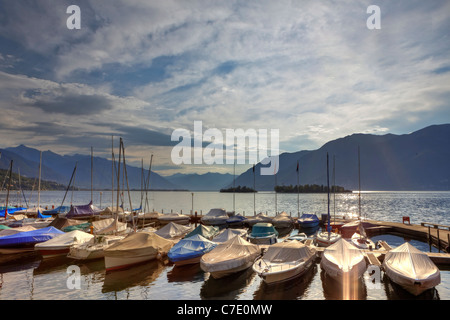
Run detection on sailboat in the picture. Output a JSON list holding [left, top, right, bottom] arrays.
[[316, 153, 342, 247]]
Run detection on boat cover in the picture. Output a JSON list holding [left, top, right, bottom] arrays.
[[92, 218, 127, 235], [383, 242, 441, 292], [226, 214, 246, 224], [262, 241, 316, 263], [245, 213, 273, 225], [158, 212, 190, 221], [168, 234, 217, 262], [298, 213, 319, 225], [0, 207, 27, 217], [48, 217, 86, 230], [104, 232, 174, 258], [42, 206, 71, 214], [213, 228, 247, 243], [200, 235, 260, 272], [0, 226, 64, 247], [37, 210, 52, 219], [201, 208, 229, 223], [13, 207, 45, 216], [321, 238, 366, 273], [62, 222, 91, 232], [185, 224, 219, 240], [35, 230, 94, 249], [250, 223, 278, 237], [155, 222, 193, 239], [66, 201, 102, 219]]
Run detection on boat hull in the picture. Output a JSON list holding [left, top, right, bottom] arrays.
[[384, 268, 441, 296], [35, 246, 70, 258], [253, 257, 314, 284], [316, 232, 342, 247], [247, 234, 277, 245], [105, 253, 158, 271]]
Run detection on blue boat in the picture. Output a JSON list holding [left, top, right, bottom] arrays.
[[0, 226, 64, 253], [168, 234, 217, 266], [42, 206, 71, 215], [298, 213, 320, 229], [247, 222, 278, 245], [226, 214, 247, 227]]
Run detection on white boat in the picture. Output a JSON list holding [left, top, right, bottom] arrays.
[[382, 242, 441, 296], [34, 230, 94, 258], [350, 222, 375, 250], [253, 240, 316, 284], [200, 235, 261, 279], [320, 238, 367, 283], [68, 234, 125, 261], [247, 222, 278, 245], [316, 230, 342, 247], [201, 208, 229, 226], [212, 228, 247, 243], [271, 211, 294, 229], [158, 212, 190, 225], [244, 212, 273, 227], [104, 232, 174, 271], [154, 222, 193, 240]]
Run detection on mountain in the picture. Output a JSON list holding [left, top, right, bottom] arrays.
[[164, 172, 235, 191], [231, 124, 450, 191], [0, 145, 178, 190]]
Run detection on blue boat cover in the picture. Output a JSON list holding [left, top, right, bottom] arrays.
[[168, 234, 217, 262], [43, 206, 71, 214], [66, 201, 102, 218], [298, 213, 320, 226], [0, 226, 64, 247], [37, 210, 52, 219], [0, 207, 27, 217]]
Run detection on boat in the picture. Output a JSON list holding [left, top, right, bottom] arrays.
[[252, 240, 317, 284], [67, 234, 125, 261], [158, 212, 190, 225], [212, 228, 247, 243], [271, 211, 294, 229], [90, 218, 128, 235], [42, 206, 71, 215], [247, 222, 278, 245], [201, 208, 229, 226], [350, 222, 375, 250], [297, 213, 320, 229], [0, 226, 64, 254], [243, 212, 272, 227], [65, 201, 102, 220], [286, 230, 308, 242], [315, 153, 341, 247], [226, 214, 247, 228], [0, 225, 36, 237], [104, 232, 174, 271], [184, 224, 219, 240], [154, 222, 193, 240], [168, 234, 217, 266], [382, 242, 441, 296], [200, 235, 261, 279], [320, 238, 367, 283], [34, 230, 94, 258]]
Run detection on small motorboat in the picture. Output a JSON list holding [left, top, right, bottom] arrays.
[[0, 226, 64, 254], [315, 230, 342, 247], [168, 234, 217, 266], [244, 213, 273, 227], [200, 235, 261, 279], [158, 212, 191, 225], [184, 224, 220, 240], [297, 213, 320, 229], [212, 228, 247, 243], [247, 222, 278, 245], [253, 240, 316, 284], [201, 208, 229, 226], [271, 211, 294, 229], [382, 242, 441, 296], [226, 214, 247, 228], [34, 230, 94, 258], [320, 238, 367, 283], [154, 222, 193, 240]]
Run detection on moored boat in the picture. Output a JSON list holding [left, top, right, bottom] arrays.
[[247, 222, 278, 245], [382, 242, 441, 296], [158, 212, 190, 225], [200, 235, 261, 279], [168, 234, 217, 266], [253, 240, 316, 284], [34, 230, 94, 258], [297, 213, 320, 229], [0, 226, 64, 254], [201, 208, 229, 226], [244, 212, 272, 227], [271, 211, 294, 229]]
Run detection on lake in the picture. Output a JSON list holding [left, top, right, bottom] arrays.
[[0, 190, 449, 302]]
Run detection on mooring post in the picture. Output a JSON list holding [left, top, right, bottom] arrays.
[[437, 228, 440, 253], [195, 211, 198, 228], [428, 226, 431, 252]]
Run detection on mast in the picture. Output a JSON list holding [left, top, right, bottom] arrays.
[[4, 160, 13, 218], [253, 164, 256, 215], [297, 160, 299, 217], [111, 135, 114, 211], [327, 152, 331, 235], [333, 155, 336, 224], [358, 145, 361, 220], [38, 151, 42, 210], [91, 146, 93, 203]]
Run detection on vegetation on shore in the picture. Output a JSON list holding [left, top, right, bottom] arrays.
[[0, 169, 70, 191], [220, 185, 256, 193], [274, 184, 352, 193]]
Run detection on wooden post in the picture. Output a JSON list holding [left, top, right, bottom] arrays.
[[428, 226, 431, 252], [437, 228, 440, 253], [195, 211, 198, 228]]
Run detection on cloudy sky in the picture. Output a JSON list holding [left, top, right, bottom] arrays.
[[0, 0, 449, 175]]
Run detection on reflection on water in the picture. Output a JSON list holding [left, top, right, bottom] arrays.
[[200, 268, 256, 300], [320, 269, 367, 300]]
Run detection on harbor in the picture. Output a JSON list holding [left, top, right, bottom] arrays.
[[0, 190, 449, 300]]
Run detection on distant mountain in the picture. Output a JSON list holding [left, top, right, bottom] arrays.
[[231, 124, 450, 191], [165, 172, 234, 191], [0, 145, 178, 190]]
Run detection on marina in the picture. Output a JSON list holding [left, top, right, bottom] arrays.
[[0, 190, 449, 300]]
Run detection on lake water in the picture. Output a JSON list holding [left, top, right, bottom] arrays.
[[0, 190, 449, 302]]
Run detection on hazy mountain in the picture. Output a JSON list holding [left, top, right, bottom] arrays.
[[0, 145, 178, 190], [164, 172, 235, 191], [231, 124, 450, 191]]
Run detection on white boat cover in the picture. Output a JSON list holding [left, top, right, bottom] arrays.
[[92, 218, 128, 235], [104, 232, 174, 258], [13, 207, 46, 216], [212, 228, 247, 243], [35, 230, 94, 249], [245, 213, 273, 226], [271, 212, 294, 227], [0, 225, 36, 237], [321, 239, 366, 275], [155, 222, 193, 239], [383, 242, 441, 295], [158, 212, 190, 222], [100, 206, 124, 215], [201, 208, 229, 224], [200, 235, 260, 273], [262, 241, 316, 263]]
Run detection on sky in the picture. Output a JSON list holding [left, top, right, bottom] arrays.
[[0, 0, 449, 176]]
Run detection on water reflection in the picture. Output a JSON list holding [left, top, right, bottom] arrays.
[[167, 263, 206, 283], [253, 264, 317, 300], [320, 269, 367, 300], [200, 268, 256, 299], [102, 260, 165, 295], [383, 274, 440, 300]]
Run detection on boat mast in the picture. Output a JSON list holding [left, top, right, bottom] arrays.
[[333, 155, 336, 225], [327, 152, 331, 236], [5, 160, 13, 218], [91, 146, 93, 203], [358, 146, 361, 220], [38, 151, 42, 210], [297, 160, 300, 218]]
